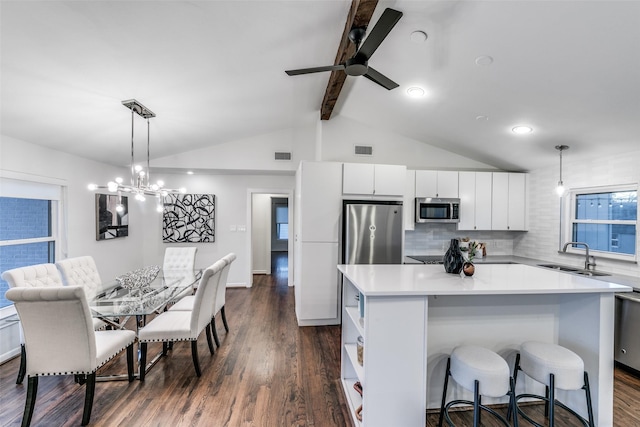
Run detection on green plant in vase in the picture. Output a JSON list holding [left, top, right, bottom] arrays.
[[463, 241, 478, 276]]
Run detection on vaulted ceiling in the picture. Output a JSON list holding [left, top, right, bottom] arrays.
[[2, 1, 639, 172]]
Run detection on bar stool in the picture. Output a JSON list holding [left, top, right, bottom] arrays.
[[510, 341, 594, 427], [439, 345, 518, 427]]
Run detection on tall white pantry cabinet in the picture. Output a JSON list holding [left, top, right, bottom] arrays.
[[294, 161, 343, 326]]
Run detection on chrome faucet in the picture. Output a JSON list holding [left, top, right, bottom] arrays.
[[562, 242, 597, 270]]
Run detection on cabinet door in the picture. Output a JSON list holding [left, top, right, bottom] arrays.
[[437, 171, 459, 198], [300, 162, 342, 242], [508, 173, 527, 230], [457, 171, 476, 230], [343, 163, 374, 195], [404, 170, 416, 230], [414, 170, 437, 197], [297, 242, 339, 320], [373, 164, 406, 196], [491, 172, 509, 230], [475, 172, 493, 230]]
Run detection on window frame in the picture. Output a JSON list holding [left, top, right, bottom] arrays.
[[562, 183, 637, 262], [0, 176, 64, 317]]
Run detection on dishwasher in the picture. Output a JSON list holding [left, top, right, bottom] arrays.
[[614, 291, 640, 372]]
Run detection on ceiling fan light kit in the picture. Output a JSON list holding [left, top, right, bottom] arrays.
[[285, 8, 403, 91]]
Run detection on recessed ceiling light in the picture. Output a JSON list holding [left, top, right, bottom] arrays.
[[475, 55, 494, 66], [512, 125, 533, 134], [187, 171, 194, 175], [410, 31, 428, 43], [406, 86, 425, 98], [476, 115, 489, 121]]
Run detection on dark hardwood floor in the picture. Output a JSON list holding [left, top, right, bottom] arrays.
[[1, 252, 639, 426]]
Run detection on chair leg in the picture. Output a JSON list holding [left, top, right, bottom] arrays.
[[139, 342, 148, 381], [548, 374, 555, 427], [473, 380, 480, 427], [438, 358, 451, 427], [16, 344, 26, 384], [22, 376, 38, 427], [162, 342, 169, 355], [126, 343, 134, 382], [81, 373, 96, 426], [221, 306, 229, 332], [205, 324, 215, 355], [545, 385, 550, 417], [191, 340, 202, 377], [584, 372, 595, 427], [509, 376, 519, 427], [508, 353, 521, 421], [211, 318, 221, 347]]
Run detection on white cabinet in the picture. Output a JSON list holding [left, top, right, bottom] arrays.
[[297, 161, 343, 242], [294, 161, 343, 325], [403, 170, 415, 231], [342, 163, 406, 197], [297, 242, 339, 321], [415, 170, 459, 198], [491, 172, 527, 231], [458, 171, 492, 230]]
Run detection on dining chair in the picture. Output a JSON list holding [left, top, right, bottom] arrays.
[[163, 247, 198, 297], [137, 258, 225, 381], [6, 286, 136, 427], [55, 256, 108, 331], [168, 253, 235, 347], [2, 264, 65, 385]]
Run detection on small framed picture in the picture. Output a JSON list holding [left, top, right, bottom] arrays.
[[96, 194, 128, 240]]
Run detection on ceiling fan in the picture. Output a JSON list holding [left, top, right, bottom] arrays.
[[285, 8, 403, 90]]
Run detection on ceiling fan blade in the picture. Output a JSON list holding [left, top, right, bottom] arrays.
[[363, 67, 399, 90], [356, 8, 403, 61], [285, 64, 345, 76]]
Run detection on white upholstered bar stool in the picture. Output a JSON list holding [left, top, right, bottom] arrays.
[[439, 345, 518, 427], [510, 341, 594, 427]]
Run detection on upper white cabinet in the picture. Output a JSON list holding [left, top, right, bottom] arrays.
[[491, 172, 527, 231], [415, 170, 459, 198], [404, 169, 416, 231], [342, 163, 406, 197], [458, 171, 492, 230], [296, 161, 343, 242]]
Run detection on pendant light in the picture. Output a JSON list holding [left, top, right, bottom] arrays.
[[88, 99, 185, 212], [555, 145, 569, 196]]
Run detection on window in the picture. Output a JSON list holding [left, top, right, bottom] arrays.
[[275, 205, 289, 240], [566, 186, 637, 260], [0, 178, 62, 310]]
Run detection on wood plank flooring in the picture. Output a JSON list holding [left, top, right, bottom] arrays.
[[1, 252, 639, 426]]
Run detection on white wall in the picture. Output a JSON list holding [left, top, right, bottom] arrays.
[[515, 149, 640, 278], [137, 172, 295, 288]]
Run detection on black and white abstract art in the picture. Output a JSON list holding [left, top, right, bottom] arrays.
[[162, 194, 215, 243]]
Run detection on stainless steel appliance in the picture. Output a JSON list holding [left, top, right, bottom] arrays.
[[415, 197, 460, 223], [342, 201, 403, 264], [615, 291, 640, 372]]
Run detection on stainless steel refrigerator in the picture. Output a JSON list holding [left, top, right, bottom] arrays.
[[342, 201, 403, 264]]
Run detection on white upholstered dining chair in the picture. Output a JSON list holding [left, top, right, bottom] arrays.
[[163, 247, 198, 297], [2, 263, 65, 384], [169, 253, 235, 347], [55, 256, 108, 331], [6, 286, 136, 427], [138, 258, 225, 381]]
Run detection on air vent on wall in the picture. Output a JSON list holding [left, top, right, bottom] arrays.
[[354, 145, 373, 156], [274, 152, 292, 161]]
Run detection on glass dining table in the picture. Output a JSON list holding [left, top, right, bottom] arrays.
[[89, 267, 201, 380]]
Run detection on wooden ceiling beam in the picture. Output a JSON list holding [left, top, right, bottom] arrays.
[[320, 0, 378, 120]]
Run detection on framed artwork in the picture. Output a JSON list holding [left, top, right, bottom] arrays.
[[96, 194, 128, 240], [162, 193, 215, 243]]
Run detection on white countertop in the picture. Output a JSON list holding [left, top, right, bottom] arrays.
[[338, 263, 633, 296]]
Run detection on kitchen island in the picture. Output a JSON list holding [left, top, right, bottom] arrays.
[[338, 263, 632, 427]]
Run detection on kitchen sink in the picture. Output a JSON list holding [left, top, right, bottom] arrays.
[[537, 264, 610, 276]]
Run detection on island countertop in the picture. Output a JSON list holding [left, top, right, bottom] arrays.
[[337, 263, 633, 296]]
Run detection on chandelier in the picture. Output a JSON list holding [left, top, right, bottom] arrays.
[[88, 99, 185, 212]]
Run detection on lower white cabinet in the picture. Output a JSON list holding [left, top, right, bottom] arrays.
[[295, 242, 340, 324]]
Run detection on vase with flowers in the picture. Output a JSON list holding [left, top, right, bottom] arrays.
[[462, 241, 478, 276]]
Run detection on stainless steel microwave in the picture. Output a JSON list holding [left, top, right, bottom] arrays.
[[415, 197, 460, 223]]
